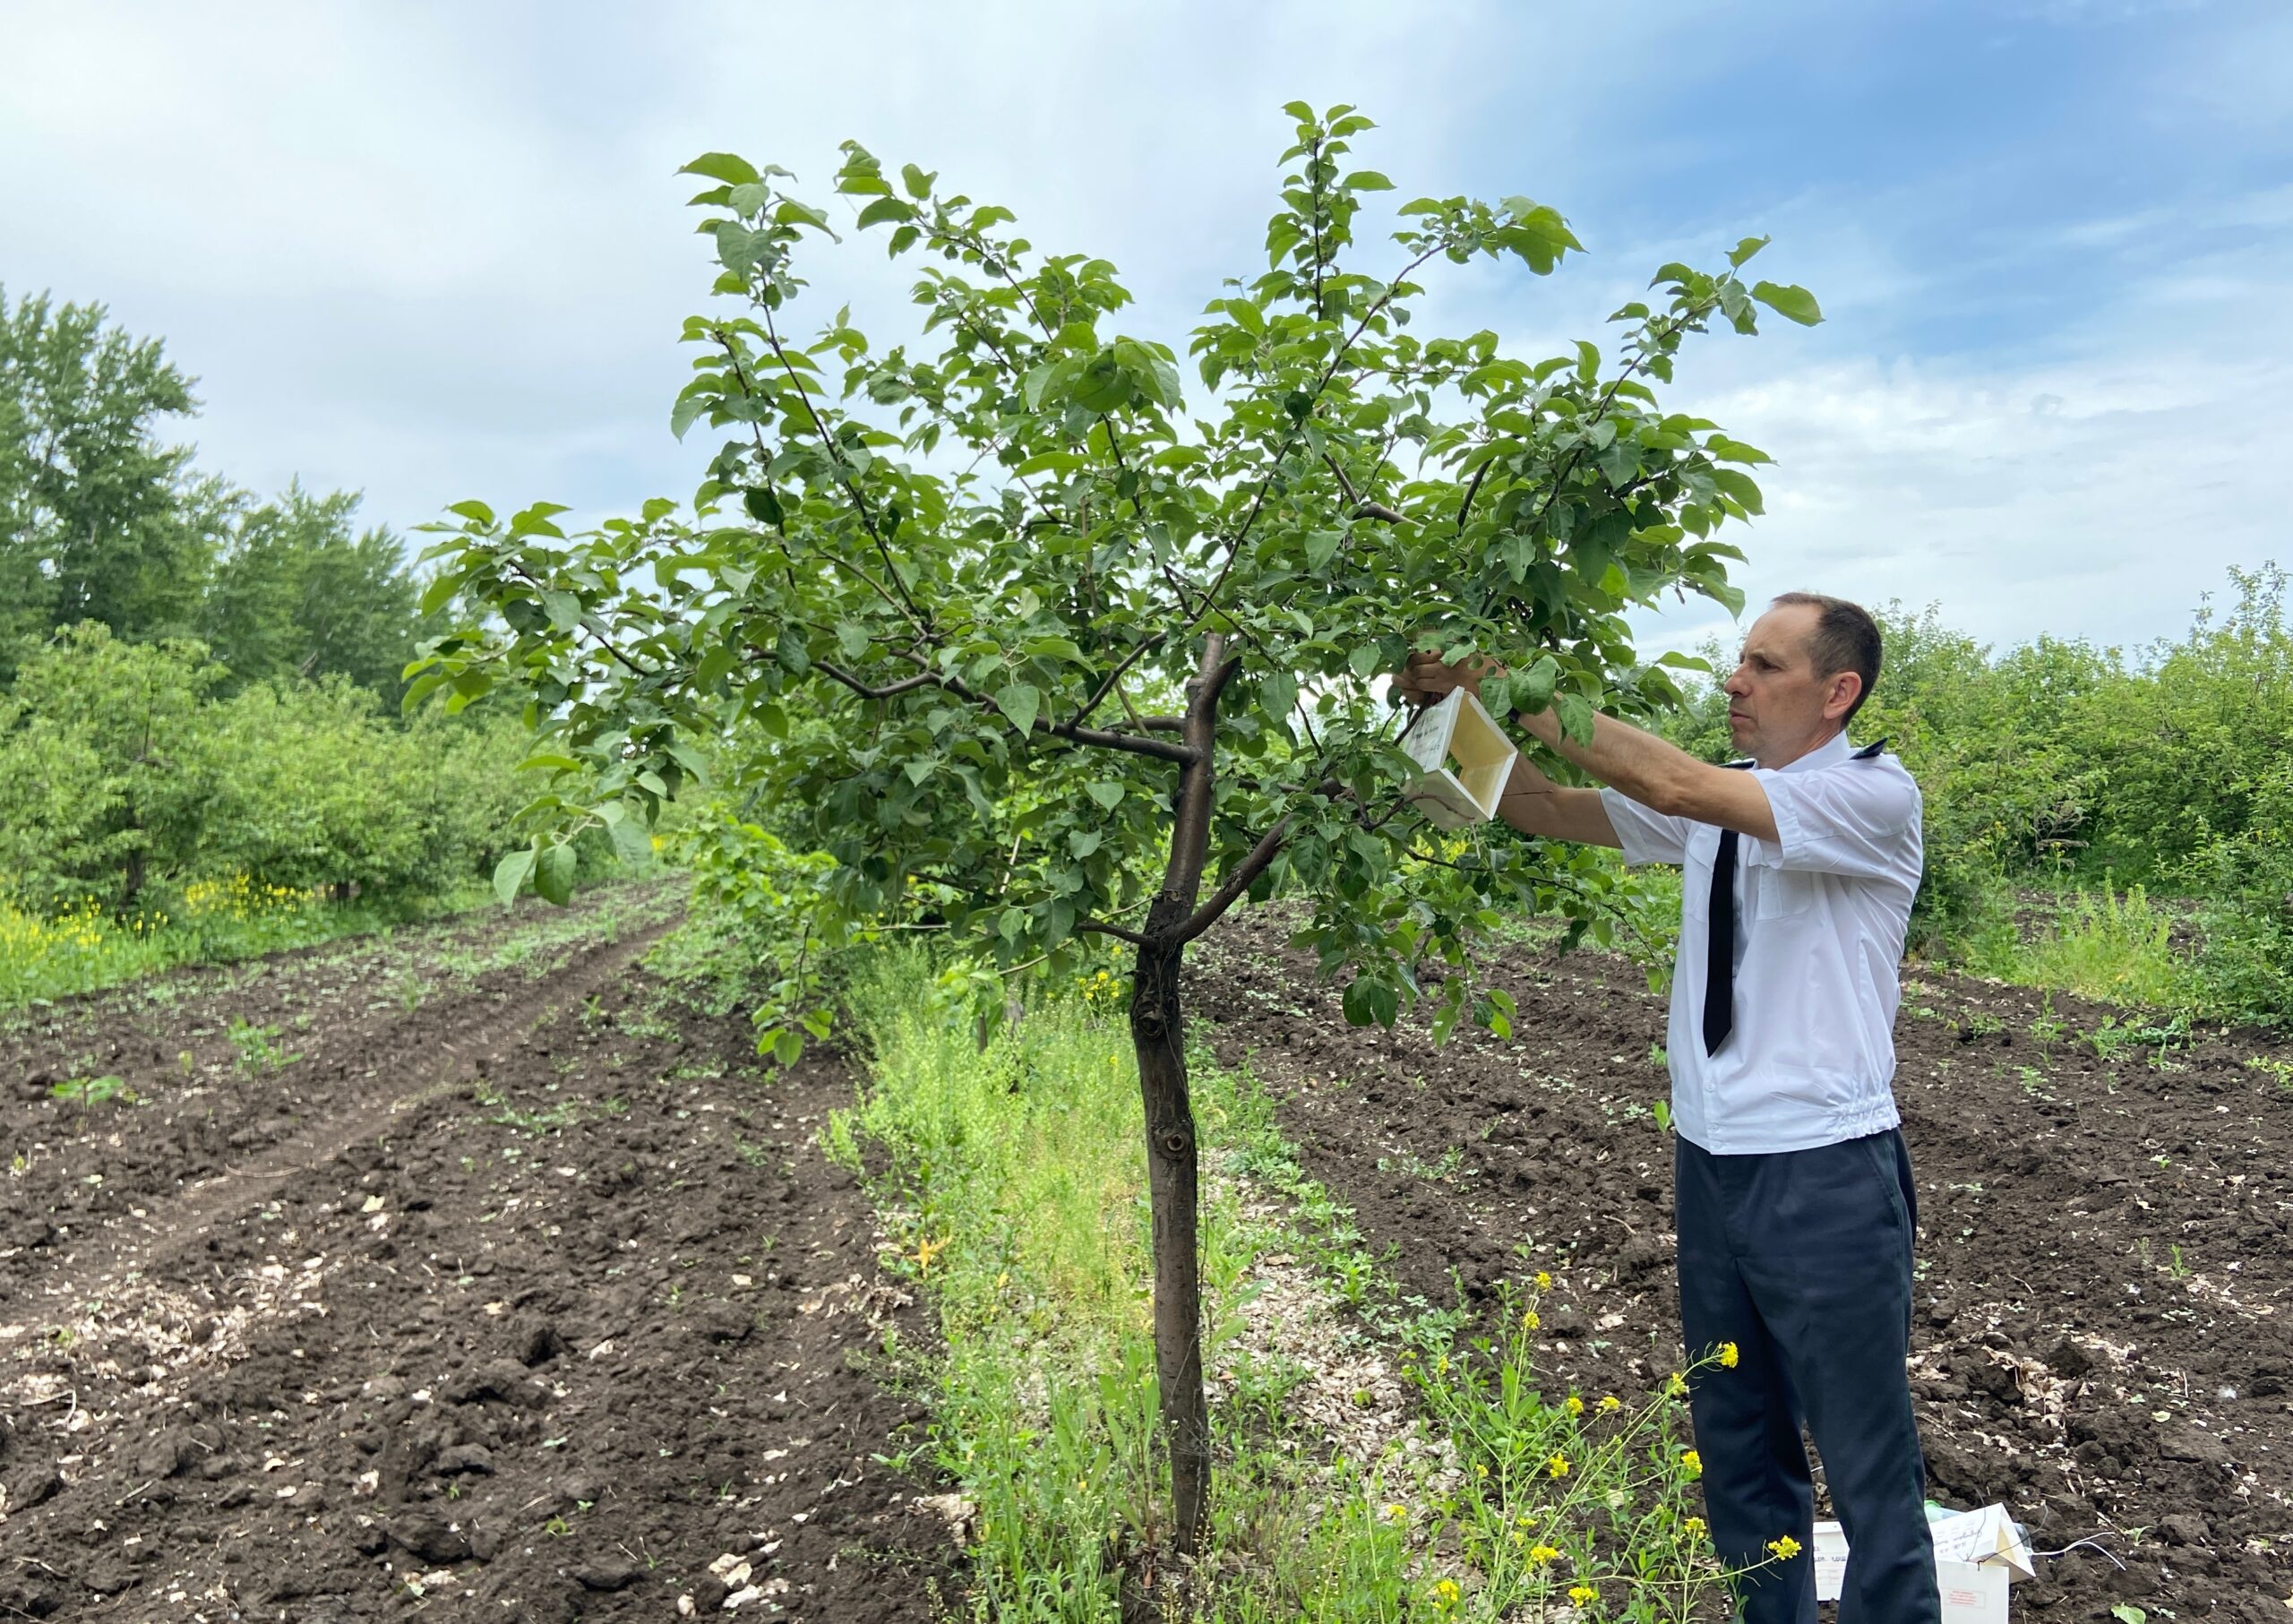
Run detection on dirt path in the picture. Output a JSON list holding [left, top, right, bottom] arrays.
[[0, 887, 948, 1621], [1194, 908, 2293, 1620]]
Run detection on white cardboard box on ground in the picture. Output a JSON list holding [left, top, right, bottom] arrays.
[[1813, 1504, 2031, 1620], [1399, 688, 1516, 829]]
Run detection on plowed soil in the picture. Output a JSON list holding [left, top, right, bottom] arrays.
[[1193, 909, 2293, 1620], [0, 885, 949, 1622]]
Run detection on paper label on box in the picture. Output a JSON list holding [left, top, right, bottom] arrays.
[[1937, 1559, 2008, 1622], [1814, 1515, 2019, 1616]]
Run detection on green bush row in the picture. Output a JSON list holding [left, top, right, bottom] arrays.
[[0, 622, 530, 915]]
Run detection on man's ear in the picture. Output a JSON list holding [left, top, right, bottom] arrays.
[[1824, 669, 1864, 723]]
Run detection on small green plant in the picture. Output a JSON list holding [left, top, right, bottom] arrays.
[[2168, 1243, 2190, 1280], [227, 1018, 297, 1075], [2245, 1054, 2293, 1089], [2029, 992, 2065, 1062], [50, 1074, 133, 1107], [1651, 1098, 1674, 1134], [2087, 1016, 2138, 1063]]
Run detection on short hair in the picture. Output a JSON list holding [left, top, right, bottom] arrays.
[[1770, 591, 1881, 726]]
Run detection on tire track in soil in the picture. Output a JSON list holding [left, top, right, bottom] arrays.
[[1192, 907, 2293, 1621], [0, 891, 952, 1621]]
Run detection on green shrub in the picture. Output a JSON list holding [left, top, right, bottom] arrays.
[[0, 622, 529, 914], [2180, 760, 2293, 1026]]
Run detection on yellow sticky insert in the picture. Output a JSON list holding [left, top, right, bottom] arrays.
[[1399, 689, 1517, 829]]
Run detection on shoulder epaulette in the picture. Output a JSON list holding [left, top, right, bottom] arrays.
[[1851, 739, 1889, 760]]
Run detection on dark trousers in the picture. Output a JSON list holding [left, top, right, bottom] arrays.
[[1675, 1129, 1938, 1624]]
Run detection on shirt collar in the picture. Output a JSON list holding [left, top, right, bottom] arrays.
[[1774, 730, 1854, 776]]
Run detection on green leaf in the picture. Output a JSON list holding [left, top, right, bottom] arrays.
[[994, 682, 1042, 737], [493, 846, 536, 908], [1726, 235, 1771, 269], [540, 589, 582, 632], [682, 152, 760, 186], [446, 499, 495, 526], [855, 196, 914, 230], [2109, 1609, 2147, 1624], [535, 841, 579, 907], [670, 390, 712, 440], [743, 486, 783, 525], [1557, 693, 1596, 748], [1261, 668, 1299, 731], [1749, 281, 1823, 326], [1303, 529, 1343, 571], [1712, 468, 1765, 514], [418, 571, 463, 618], [611, 816, 653, 867], [1341, 170, 1395, 191], [1705, 435, 1773, 466], [1085, 782, 1124, 811], [901, 162, 933, 199], [1515, 655, 1559, 715]]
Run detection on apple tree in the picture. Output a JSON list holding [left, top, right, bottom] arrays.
[[409, 102, 1817, 1551]]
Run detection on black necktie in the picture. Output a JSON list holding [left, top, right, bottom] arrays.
[[1703, 741, 1888, 1058], [1702, 825, 1741, 1056]]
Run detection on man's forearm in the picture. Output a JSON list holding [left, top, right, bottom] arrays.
[[1513, 705, 1705, 819], [1499, 784, 1620, 846], [1493, 754, 1620, 846]]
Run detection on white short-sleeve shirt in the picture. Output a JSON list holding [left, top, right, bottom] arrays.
[[1601, 732, 1924, 1155]]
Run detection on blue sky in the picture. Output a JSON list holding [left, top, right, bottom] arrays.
[[3, 0, 2286, 657]]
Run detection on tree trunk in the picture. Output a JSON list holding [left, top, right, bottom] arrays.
[[1124, 634, 1237, 1560], [1130, 923, 1207, 1555]]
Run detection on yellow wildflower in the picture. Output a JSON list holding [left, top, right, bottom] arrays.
[[1684, 1516, 1706, 1537], [1435, 1354, 1450, 1376], [1598, 1395, 1621, 1413], [1767, 1534, 1802, 1560], [1564, 1394, 1584, 1416], [1546, 1453, 1570, 1479], [1385, 1502, 1408, 1524], [1679, 1448, 1702, 1478], [1523, 1309, 1541, 1331], [1719, 1341, 1740, 1369], [1430, 1577, 1461, 1610], [1569, 1585, 1598, 1604], [1534, 1269, 1553, 1290], [1474, 1462, 1489, 1479], [1668, 1371, 1688, 1396], [1529, 1542, 1561, 1565]]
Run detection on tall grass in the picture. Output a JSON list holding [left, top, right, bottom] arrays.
[[833, 948, 1748, 1620], [0, 875, 489, 1010], [1967, 881, 2189, 1009]]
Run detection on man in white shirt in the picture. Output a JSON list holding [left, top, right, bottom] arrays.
[[1400, 592, 1936, 1624]]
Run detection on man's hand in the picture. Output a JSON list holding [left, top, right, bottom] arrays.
[[1395, 649, 1507, 709]]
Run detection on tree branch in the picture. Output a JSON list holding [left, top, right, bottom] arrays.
[[1078, 916, 1151, 948], [1321, 452, 1405, 525], [1186, 239, 1450, 633], [1166, 815, 1292, 948], [750, 308, 935, 638], [812, 660, 940, 700], [812, 657, 1197, 762], [1069, 631, 1166, 729]]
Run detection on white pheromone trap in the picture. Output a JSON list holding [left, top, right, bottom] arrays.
[[1399, 688, 1518, 829]]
